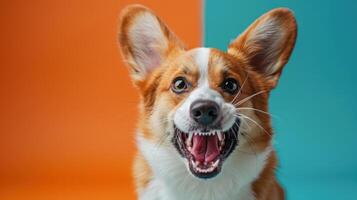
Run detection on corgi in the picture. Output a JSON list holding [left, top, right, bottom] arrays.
[[118, 5, 297, 200]]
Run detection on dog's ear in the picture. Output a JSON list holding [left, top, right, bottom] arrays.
[[228, 8, 297, 89], [119, 5, 184, 84]]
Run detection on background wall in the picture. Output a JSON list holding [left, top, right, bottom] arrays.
[[204, 0, 357, 199], [0, 1, 201, 199], [1, 0, 356, 199]]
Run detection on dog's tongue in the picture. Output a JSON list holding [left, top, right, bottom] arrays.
[[191, 134, 220, 163]]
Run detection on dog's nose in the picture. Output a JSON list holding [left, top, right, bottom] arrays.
[[190, 100, 220, 126]]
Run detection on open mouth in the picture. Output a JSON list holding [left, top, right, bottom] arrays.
[[172, 119, 240, 179]]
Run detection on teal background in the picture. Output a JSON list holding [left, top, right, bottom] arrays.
[[204, 1, 357, 199]]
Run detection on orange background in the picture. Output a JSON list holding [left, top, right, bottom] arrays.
[[0, 1, 201, 199]]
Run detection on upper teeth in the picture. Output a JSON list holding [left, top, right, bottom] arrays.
[[191, 130, 222, 136], [186, 130, 224, 146], [217, 132, 223, 141], [186, 133, 194, 147]]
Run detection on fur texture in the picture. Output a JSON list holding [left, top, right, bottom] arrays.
[[118, 5, 297, 200]]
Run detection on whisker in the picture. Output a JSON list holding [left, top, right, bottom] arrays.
[[236, 107, 279, 119], [231, 121, 240, 141], [235, 119, 259, 173], [237, 128, 258, 173], [238, 116, 251, 133], [234, 90, 265, 107], [231, 74, 249, 104], [235, 113, 272, 138], [231, 118, 255, 156]]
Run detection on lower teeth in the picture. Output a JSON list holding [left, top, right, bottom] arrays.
[[190, 159, 220, 173]]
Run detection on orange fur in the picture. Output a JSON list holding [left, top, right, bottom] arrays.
[[133, 152, 153, 194]]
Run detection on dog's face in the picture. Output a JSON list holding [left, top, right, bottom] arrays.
[[119, 5, 296, 179]]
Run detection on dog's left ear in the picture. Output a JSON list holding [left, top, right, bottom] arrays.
[[119, 5, 184, 84], [228, 8, 297, 89]]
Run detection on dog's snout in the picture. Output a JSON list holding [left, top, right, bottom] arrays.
[[190, 100, 220, 126]]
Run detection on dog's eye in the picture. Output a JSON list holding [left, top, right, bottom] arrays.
[[171, 77, 189, 93], [221, 78, 239, 94]]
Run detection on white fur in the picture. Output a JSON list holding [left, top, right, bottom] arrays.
[[173, 48, 236, 133], [137, 136, 271, 200], [195, 47, 210, 87]]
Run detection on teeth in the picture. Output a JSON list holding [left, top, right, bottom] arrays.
[[217, 131, 223, 141], [186, 133, 193, 147], [195, 164, 217, 173], [213, 159, 220, 167], [187, 130, 225, 138], [191, 159, 221, 174]]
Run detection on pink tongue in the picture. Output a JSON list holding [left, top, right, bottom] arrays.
[[191, 134, 220, 163]]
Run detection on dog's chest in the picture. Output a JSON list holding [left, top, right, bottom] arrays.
[[140, 178, 255, 200]]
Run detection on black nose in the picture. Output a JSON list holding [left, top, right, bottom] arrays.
[[190, 100, 220, 126]]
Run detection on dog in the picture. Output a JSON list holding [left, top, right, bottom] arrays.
[[118, 4, 297, 200]]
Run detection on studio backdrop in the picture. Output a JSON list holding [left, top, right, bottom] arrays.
[[0, 0, 356, 199]]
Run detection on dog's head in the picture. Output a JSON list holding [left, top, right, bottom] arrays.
[[119, 5, 296, 179]]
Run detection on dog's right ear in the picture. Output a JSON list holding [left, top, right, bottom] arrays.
[[118, 5, 184, 84]]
